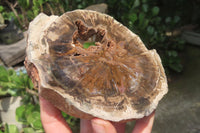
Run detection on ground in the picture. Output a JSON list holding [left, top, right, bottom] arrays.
[[126, 44, 200, 133]]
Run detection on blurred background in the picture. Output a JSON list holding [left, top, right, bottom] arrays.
[[0, 0, 200, 133]]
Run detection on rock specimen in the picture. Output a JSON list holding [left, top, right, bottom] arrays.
[[0, 35, 26, 66], [25, 10, 168, 122]]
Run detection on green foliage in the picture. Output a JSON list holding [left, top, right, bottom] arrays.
[[0, 4, 18, 26], [0, 10, 15, 22], [0, 66, 79, 132], [0, 1, 195, 132], [14, 102, 79, 133], [0, 0, 197, 72], [0, 6, 4, 12], [15, 104, 44, 132], [0, 0, 101, 29], [0, 123, 20, 133], [3, 124, 19, 133], [0, 65, 42, 132], [83, 42, 96, 49], [107, 0, 185, 72], [0, 66, 33, 96]]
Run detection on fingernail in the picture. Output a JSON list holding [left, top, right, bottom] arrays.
[[92, 120, 106, 133]]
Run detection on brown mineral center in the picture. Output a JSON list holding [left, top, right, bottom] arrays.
[[25, 10, 168, 122]]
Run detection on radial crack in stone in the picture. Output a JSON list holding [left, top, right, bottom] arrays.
[[25, 10, 168, 122]]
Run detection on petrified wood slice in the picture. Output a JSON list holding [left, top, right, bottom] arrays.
[[25, 10, 168, 122]]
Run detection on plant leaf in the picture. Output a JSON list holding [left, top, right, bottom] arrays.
[[0, 6, 4, 12], [133, 0, 140, 8], [32, 119, 43, 129], [142, 4, 148, 12], [152, 6, 159, 16], [129, 13, 137, 23], [174, 16, 180, 23], [23, 128, 35, 133], [147, 26, 154, 35], [16, 105, 26, 122], [27, 111, 42, 129], [139, 12, 145, 26], [5, 124, 19, 133], [83, 42, 95, 49]]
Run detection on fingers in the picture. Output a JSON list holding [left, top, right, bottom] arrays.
[[112, 121, 126, 133], [80, 119, 93, 133], [40, 95, 155, 133], [91, 118, 125, 133], [132, 111, 155, 133], [39, 96, 72, 133], [91, 118, 116, 133], [81, 118, 126, 133]]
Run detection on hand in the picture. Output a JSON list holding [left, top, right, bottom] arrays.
[[39, 96, 155, 133]]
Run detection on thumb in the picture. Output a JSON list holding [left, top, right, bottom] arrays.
[[91, 118, 117, 133], [39, 96, 72, 133], [132, 111, 155, 133]]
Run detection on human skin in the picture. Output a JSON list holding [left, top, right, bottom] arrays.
[[39, 96, 155, 133]]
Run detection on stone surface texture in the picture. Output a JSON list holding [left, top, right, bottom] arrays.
[[25, 10, 168, 122]]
